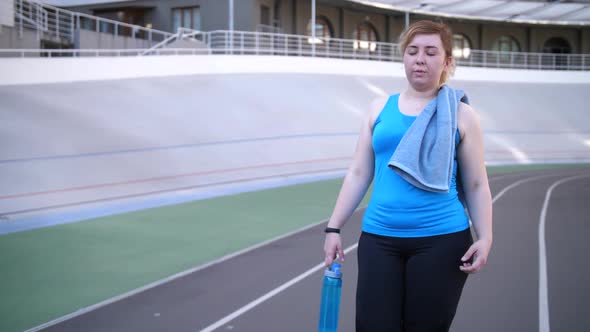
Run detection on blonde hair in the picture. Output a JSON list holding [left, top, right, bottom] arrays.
[[399, 20, 455, 86]]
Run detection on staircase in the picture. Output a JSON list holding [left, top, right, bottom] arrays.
[[141, 28, 208, 55], [15, 0, 73, 46], [9, 0, 207, 53]]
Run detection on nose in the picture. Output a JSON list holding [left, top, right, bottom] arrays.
[[416, 51, 426, 64]]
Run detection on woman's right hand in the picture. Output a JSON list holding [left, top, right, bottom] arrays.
[[324, 233, 344, 267]]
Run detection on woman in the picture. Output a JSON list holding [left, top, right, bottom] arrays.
[[323, 20, 493, 332]]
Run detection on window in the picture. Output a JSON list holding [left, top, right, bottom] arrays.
[[306, 16, 333, 44], [452, 34, 471, 59], [353, 22, 378, 52], [542, 37, 571, 69], [172, 6, 200, 32], [492, 35, 520, 53], [492, 35, 520, 62], [542, 37, 571, 54], [260, 5, 270, 26]]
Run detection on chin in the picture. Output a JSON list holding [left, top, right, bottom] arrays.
[[409, 80, 438, 91]]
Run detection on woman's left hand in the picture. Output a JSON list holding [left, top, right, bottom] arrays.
[[460, 238, 492, 274]]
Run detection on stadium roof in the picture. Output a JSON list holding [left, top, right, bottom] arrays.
[[41, 0, 590, 26], [41, 0, 135, 6], [348, 0, 590, 26]]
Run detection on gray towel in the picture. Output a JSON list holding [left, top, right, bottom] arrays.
[[388, 85, 469, 193]]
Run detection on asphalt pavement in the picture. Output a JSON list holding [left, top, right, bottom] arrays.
[[37, 167, 590, 332]]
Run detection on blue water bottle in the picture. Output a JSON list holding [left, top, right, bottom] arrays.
[[318, 262, 343, 332]]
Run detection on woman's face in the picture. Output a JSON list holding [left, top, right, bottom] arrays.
[[403, 33, 450, 91]]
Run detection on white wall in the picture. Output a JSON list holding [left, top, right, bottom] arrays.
[[1, 54, 590, 86], [0, 26, 40, 50], [1, 54, 588, 224], [77, 29, 152, 50]]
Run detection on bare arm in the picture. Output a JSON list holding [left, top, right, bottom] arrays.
[[326, 111, 376, 229], [323, 97, 386, 266], [457, 102, 493, 273]]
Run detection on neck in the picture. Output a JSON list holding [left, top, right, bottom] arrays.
[[404, 84, 440, 100]]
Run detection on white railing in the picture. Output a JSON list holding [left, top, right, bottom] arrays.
[[5, 0, 590, 71], [0, 48, 211, 57], [457, 49, 588, 71], [14, 0, 174, 46], [15, 0, 49, 39], [141, 28, 208, 56], [207, 30, 400, 61], [256, 24, 282, 34], [74, 13, 173, 45], [203, 30, 589, 71], [2, 29, 588, 71]]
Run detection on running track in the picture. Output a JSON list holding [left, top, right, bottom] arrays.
[[31, 167, 590, 332]]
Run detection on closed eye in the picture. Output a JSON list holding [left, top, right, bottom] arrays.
[[426, 47, 439, 56]]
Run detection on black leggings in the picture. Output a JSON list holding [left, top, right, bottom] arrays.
[[356, 229, 473, 332]]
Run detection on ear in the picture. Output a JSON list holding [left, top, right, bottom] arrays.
[[443, 56, 454, 71]]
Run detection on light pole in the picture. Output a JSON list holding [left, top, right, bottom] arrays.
[[229, 0, 234, 53], [311, 0, 316, 56], [405, 10, 409, 30]]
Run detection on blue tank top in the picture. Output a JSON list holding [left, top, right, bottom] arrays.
[[362, 94, 469, 238]]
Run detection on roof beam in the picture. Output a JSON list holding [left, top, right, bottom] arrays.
[[506, 1, 560, 19], [389, 0, 423, 5], [431, 0, 476, 11], [552, 4, 590, 20], [343, 0, 588, 26], [467, 0, 514, 16]]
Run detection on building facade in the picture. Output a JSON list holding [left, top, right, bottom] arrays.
[[55, 0, 590, 55]]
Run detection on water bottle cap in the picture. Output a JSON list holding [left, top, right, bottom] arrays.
[[324, 262, 342, 278]]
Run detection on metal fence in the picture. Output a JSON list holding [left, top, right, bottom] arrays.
[[4, 0, 589, 70], [15, 0, 173, 46], [456, 49, 588, 71], [207, 30, 401, 62], [0, 48, 210, 58], [204, 30, 589, 71]]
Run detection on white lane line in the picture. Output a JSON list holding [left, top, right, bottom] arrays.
[[22, 213, 350, 332], [492, 174, 555, 204], [199, 243, 358, 332], [538, 175, 590, 332], [199, 172, 558, 332], [462, 173, 548, 227], [18, 172, 524, 331], [22, 169, 578, 332]]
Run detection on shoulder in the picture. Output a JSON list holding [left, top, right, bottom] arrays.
[[458, 101, 475, 114], [458, 102, 482, 139], [368, 95, 391, 128]]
